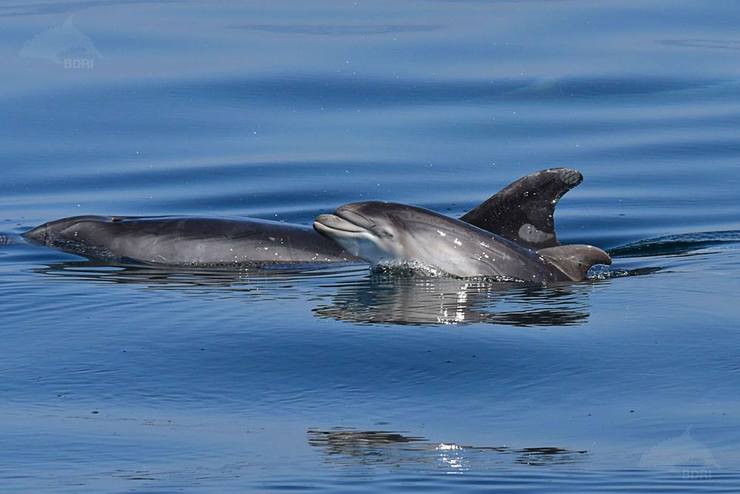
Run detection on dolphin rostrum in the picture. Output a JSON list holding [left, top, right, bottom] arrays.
[[23, 168, 584, 268], [314, 201, 610, 281]]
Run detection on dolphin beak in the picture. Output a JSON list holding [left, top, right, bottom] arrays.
[[23, 224, 48, 245]]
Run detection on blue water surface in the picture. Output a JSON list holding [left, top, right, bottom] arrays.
[[1, 1, 740, 492]]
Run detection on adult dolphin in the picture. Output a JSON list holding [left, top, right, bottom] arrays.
[[314, 201, 611, 282], [23, 168, 582, 268], [24, 215, 355, 266]]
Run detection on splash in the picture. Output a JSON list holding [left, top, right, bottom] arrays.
[[587, 264, 662, 280], [371, 260, 524, 282], [371, 260, 447, 278]]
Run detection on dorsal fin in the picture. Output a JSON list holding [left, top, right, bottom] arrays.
[[460, 168, 582, 249], [537, 245, 612, 281]]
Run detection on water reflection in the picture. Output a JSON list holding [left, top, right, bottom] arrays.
[[33, 259, 361, 287], [30, 260, 365, 304], [313, 273, 593, 327], [31, 260, 595, 327], [307, 427, 588, 471]]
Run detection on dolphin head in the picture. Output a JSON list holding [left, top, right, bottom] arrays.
[[314, 202, 514, 278], [23, 216, 105, 246], [314, 202, 411, 263], [23, 223, 49, 244]]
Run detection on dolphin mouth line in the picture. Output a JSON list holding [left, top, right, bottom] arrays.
[[313, 214, 368, 235], [314, 207, 379, 236]]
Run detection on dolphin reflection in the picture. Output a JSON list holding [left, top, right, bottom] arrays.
[[313, 272, 593, 326], [31, 260, 595, 327], [307, 427, 588, 469]]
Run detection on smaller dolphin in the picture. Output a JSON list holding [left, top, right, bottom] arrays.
[[314, 202, 610, 282]]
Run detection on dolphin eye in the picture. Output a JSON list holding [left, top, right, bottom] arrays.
[[379, 230, 394, 239]]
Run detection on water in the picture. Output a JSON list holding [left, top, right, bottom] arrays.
[[2, 1, 740, 492]]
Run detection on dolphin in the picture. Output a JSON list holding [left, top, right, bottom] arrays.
[[23, 168, 583, 268], [22, 215, 355, 267], [313, 201, 611, 281]]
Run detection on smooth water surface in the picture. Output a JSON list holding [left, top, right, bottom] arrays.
[[1, 1, 740, 492]]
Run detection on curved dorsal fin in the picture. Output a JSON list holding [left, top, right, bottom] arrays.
[[537, 244, 612, 281], [460, 168, 582, 249]]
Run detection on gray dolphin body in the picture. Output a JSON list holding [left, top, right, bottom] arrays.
[[23, 215, 356, 266], [23, 168, 584, 268], [314, 202, 611, 282]]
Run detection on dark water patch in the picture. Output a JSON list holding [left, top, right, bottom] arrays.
[[3, 75, 722, 116], [2, 160, 388, 193], [134, 75, 728, 108], [423, 106, 740, 140], [659, 39, 740, 51], [0, 0, 181, 17], [592, 136, 740, 161], [294, 471, 740, 493], [233, 24, 442, 36]]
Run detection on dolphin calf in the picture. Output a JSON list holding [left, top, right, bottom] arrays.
[[23, 168, 583, 268], [314, 201, 611, 281]]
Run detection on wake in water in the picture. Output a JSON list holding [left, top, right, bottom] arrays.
[[609, 230, 740, 258], [596, 230, 740, 279], [0, 233, 15, 246]]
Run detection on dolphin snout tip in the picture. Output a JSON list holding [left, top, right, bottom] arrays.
[[592, 246, 612, 266], [313, 215, 334, 233], [314, 214, 334, 224], [22, 224, 48, 244]]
